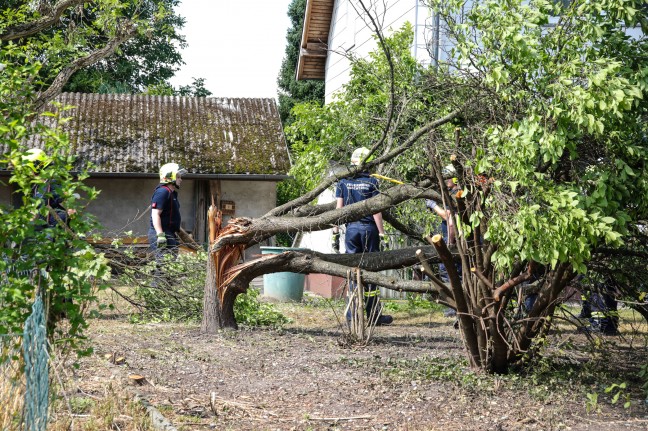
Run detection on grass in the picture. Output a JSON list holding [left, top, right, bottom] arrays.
[[49, 382, 153, 431]]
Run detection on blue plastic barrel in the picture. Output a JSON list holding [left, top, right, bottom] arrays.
[[260, 246, 306, 302]]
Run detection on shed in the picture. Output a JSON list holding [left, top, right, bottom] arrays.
[[0, 93, 291, 259]]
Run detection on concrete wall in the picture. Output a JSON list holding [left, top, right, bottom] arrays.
[[220, 180, 278, 261], [0, 177, 278, 260], [84, 178, 196, 238]]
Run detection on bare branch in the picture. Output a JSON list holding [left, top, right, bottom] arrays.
[[226, 249, 455, 307], [353, 0, 395, 161], [268, 107, 464, 217], [220, 180, 442, 250]]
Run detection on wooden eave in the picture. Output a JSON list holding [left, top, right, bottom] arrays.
[[296, 0, 334, 80]]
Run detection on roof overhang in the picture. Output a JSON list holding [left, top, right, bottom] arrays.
[[296, 0, 335, 81]]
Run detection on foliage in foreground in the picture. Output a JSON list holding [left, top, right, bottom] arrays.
[[0, 47, 110, 354]]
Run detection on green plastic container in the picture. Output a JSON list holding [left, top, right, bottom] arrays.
[[260, 246, 306, 302]]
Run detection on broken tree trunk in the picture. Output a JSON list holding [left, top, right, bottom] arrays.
[[201, 204, 246, 332]]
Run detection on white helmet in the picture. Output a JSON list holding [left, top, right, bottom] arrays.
[[350, 147, 371, 166], [442, 164, 456, 176], [159, 162, 187, 184], [22, 148, 47, 164]]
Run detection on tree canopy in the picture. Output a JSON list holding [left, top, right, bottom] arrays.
[[62, 0, 188, 94], [0, 0, 205, 105]]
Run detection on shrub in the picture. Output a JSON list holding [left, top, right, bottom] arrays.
[[119, 250, 288, 327]]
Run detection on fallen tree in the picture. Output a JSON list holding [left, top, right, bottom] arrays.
[[202, 0, 648, 374]]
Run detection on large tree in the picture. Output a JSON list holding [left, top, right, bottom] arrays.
[[62, 0, 188, 94], [0, 0, 181, 109], [202, 0, 648, 374]]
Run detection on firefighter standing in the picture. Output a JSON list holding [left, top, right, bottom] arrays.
[[148, 162, 187, 259], [332, 147, 392, 326]]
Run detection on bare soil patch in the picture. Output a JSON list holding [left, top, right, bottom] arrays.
[[54, 297, 648, 430]]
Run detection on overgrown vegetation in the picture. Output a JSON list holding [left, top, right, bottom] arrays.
[[115, 249, 289, 327], [0, 46, 110, 353]]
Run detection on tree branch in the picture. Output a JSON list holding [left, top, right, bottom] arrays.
[[34, 22, 138, 111], [218, 181, 442, 250], [0, 0, 86, 41], [226, 249, 455, 307], [267, 107, 464, 217], [353, 0, 395, 161]]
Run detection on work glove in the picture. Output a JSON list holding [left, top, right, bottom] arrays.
[[332, 232, 340, 253], [156, 232, 167, 248], [379, 234, 389, 251]]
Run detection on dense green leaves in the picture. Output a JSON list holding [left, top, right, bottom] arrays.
[[434, 0, 648, 270], [1, 0, 203, 99], [0, 47, 109, 353], [63, 0, 189, 94]]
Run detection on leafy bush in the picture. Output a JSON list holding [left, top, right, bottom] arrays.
[[0, 47, 110, 355], [382, 294, 444, 314], [234, 288, 290, 327]]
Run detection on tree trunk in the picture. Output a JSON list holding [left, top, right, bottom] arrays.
[[201, 254, 222, 332], [201, 204, 246, 332]]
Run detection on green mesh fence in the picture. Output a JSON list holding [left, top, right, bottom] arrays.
[[22, 297, 49, 430], [1, 295, 49, 430]]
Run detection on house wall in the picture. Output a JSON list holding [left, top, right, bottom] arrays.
[[0, 177, 277, 260], [85, 178, 277, 258], [219, 180, 278, 260], [325, 0, 436, 103], [84, 178, 196, 239]]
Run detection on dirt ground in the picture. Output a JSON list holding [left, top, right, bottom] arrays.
[[53, 296, 648, 431]]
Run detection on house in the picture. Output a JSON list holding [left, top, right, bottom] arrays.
[[297, 0, 442, 103], [0, 93, 291, 260]]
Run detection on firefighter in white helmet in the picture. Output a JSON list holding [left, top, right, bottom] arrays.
[[22, 148, 76, 231], [149, 162, 187, 258], [332, 147, 393, 326]]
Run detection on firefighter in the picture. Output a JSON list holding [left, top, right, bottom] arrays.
[[148, 162, 187, 259], [426, 166, 462, 318], [332, 147, 392, 326], [22, 148, 74, 231]]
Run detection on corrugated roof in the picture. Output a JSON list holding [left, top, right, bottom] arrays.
[[22, 93, 291, 176]]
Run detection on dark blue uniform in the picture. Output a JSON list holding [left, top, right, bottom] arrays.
[[148, 184, 181, 256], [33, 181, 68, 230], [335, 173, 381, 319]]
